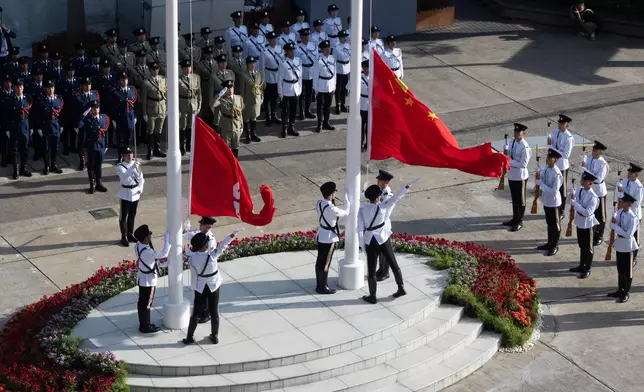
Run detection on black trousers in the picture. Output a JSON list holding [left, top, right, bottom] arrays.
[[62, 122, 77, 153], [86, 150, 104, 184], [299, 79, 313, 115], [544, 206, 561, 248], [40, 133, 60, 167], [365, 237, 404, 298], [335, 73, 349, 108], [635, 230, 640, 260], [10, 133, 28, 169], [577, 227, 594, 272], [109, 122, 118, 147], [0, 128, 9, 165], [558, 169, 568, 215], [316, 242, 336, 290], [119, 199, 139, 237], [116, 123, 134, 150], [360, 110, 368, 147], [616, 251, 634, 295], [594, 195, 607, 240], [187, 285, 221, 338], [281, 95, 298, 129], [137, 285, 156, 329], [509, 179, 527, 224], [316, 92, 332, 126], [264, 83, 279, 119]]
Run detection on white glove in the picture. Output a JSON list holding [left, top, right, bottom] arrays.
[[164, 229, 169, 243], [74, 128, 79, 134], [183, 218, 192, 232], [503, 144, 509, 154], [143, 115, 149, 122], [5, 131, 9, 138], [231, 228, 245, 238], [112, 121, 117, 128], [38, 130, 43, 137], [218, 87, 227, 97], [29, 129, 33, 136], [344, 188, 350, 206], [406, 178, 420, 188]]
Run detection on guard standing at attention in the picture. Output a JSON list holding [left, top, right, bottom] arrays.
[[311, 20, 329, 50], [78, 100, 109, 194], [228, 45, 246, 92], [312, 40, 335, 133], [146, 37, 166, 75], [0, 75, 12, 168], [537, 148, 563, 256], [334, 30, 350, 114], [244, 23, 265, 60], [212, 79, 243, 157], [583, 141, 609, 246], [180, 34, 202, 64], [315, 182, 350, 294], [324, 4, 342, 48], [112, 39, 135, 75], [130, 28, 152, 54], [609, 192, 639, 303], [226, 11, 248, 57], [359, 60, 369, 150], [383, 35, 404, 79], [502, 123, 532, 232], [74, 77, 100, 171], [117, 147, 145, 246], [292, 9, 310, 42], [100, 29, 119, 62], [369, 26, 385, 55], [549, 114, 575, 219], [569, 170, 600, 279], [134, 224, 170, 334], [259, 11, 275, 40], [278, 42, 302, 138], [617, 163, 643, 264], [239, 55, 263, 144], [196, 27, 213, 50], [297, 28, 317, 120], [8, 78, 32, 179], [178, 59, 201, 155], [141, 62, 167, 160], [37, 80, 64, 176], [260, 32, 283, 127], [111, 72, 137, 160], [196, 46, 217, 126], [57, 64, 80, 156]]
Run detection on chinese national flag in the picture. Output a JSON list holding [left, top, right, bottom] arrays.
[[190, 117, 276, 226], [370, 50, 509, 178]]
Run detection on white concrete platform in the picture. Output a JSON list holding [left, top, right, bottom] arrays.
[[72, 251, 501, 392]]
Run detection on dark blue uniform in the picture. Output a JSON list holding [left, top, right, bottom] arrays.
[[79, 113, 110, 190], [27, 81, 46, 158], [2, 60, 19, 79], [56, 77, 80, 154], [33, 59, 53, 75], [94, 73, 117, 146], [36, 94, 64, 171], [75, 90, 101, 164], [48, 66, 65, 84], [0, 88, 13, 167], [15, 71, 32, 85], [82, 63, 102, 80], [111, 86, 137, 150], [7, 94, 32, 173], [71, 55, 92, 75]]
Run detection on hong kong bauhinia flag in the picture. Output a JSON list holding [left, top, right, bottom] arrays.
[[369, 49, 509, 178], [190, 117, 276, 226]]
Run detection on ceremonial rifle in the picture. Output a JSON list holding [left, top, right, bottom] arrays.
[[498, 134, 509, 190], [566, 178, 576, 237], [531, 145, 540, 214], [606, 166, 623, 261]]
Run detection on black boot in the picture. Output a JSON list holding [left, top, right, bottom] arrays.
[[250, 121, 261, 142], [88, 172, 95, 194], [316, 117, 322, 133], [119, 220, 129, 247], [153, 135, 166, 158], [19, 165, 32, 178], [503, 203, 518, 226], [335, 105, 341, 115], [392, 285, 407, 298], [362, 278, 378, 303], [43, 155, 50, 175], [95, 179, 107, 192], [183, 317, 199, 344], [376, 255, 390, 282], [271, 114, 282, 125], [179, 130, 186, 156], [139, 306, 161, 333], [185, 129, 192, 154], [323, 107, 335, 130], [243, 122, 251, 144], [232, 148, 239, 158], [146, 135, 153, 160], [281, 126, 287, 138], [78, 155, 85, 171], [12, 166, 18, 180], [127, 215, 137, 242]]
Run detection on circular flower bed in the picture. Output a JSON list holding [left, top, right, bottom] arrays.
[[0, 231, 538, 391]]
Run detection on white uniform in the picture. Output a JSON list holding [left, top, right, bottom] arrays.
[[261, 45, 283, 84], [612, 209, 639, 252], [312, 54, 336, 93], [383, 48, 404, 79], [244, 35, 265, 59], [550, 129, 575, 171], [135, 241, 170, 287], [618, 178, 643, 220], [323, 17, 342, 47], [311, 30, 329, 49], [316, 200, 349, 243], [359, 73, 369, 111], [278, 57, 303, 97], [279, 32, 297, 47], [186, 235, 233, 293], [361, 50, 369, 62], [297, 42, 317, 81], [358, 187, 409, 247], [572, 187, 600, 229], [584, 156, 609, 197], [291, 22, 310, 41], [369, 39, 385, 55], [258, 23, 274, 39], [116, 161, 145, 202], [184, 230, 216, 250], [334, 42, 351, 75], [538, 165, 563, 207], [507, 139, 531, 181], [361, 185, 392, 202], [226, 25, 248, 55]]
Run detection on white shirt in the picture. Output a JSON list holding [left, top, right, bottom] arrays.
[[312, 54, 336, 93], [369, 39, 385, 55], [572, 187, 600, 229], [550, 129, 574, 170], [297, 42, 317, 80], [186, 235, 233, 293], [116, 161, 145, 202], [279, 32, 297, 47], [584, 156, 609, 197], [226, 25, 248, 55], [316, 199, 349, 243], [618, 178, 643, 220], [260, 45, 283, 84], [334, 42, 351, 75], [244, 36, 265, 58], [383, 48, 404, 79], [538, 166, 563, 207], [278, 57, 302, 97], [361, 50, 369, 62], [291, 22, 310, 41], [323, 17, 342, 46], [258, 23, 274, 39], [507, 139, 531, 181], [310, 30, 328, 49], [360, 73, 369, 111], [0, 29, 10, 57], [611, 209, 639, 252], [358, 187, 409, 246], [135, 241, 170, 287]]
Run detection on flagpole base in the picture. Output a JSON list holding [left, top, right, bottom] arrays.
[[162, 299, 191, 330], [338, 258, 365, 290]]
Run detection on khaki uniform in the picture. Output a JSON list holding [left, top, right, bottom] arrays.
[[195, 59, 218, 121], [178, 73, 202, 130], [129, 41, 152, 54], [142, 75, 167, 135], [146, 50, 167, 75], [111, 52, 135, 74], [101, 42, 119, 62], [209, 69, 236, 127], [180, 45, 202, 63], [213, 93, 243, 149], [228, 56, 246, 92], [240, 69, 264, 121]]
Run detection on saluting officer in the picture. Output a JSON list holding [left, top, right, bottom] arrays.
[[212, 79, 243, 157], [112, 39, 135, 75], [37, 80, 64, 175], [617, 163, 643, 264], [210, 54, 235, 131], [178, 59, 201, 155], [260, 31, 283, 126], [74, 77, 101, 171], [583, 141, 609, 246], [196, 27, 214, 50], [369, 26, 385, 55], [569, 170, 600, 279], [324, 4, 342, 48], [226, 11, 248, 57], [141, 62, 167, 160], [297, 28, 317, 120], [78, 100, 109, 193], [244, 23, 265, 60], [503, 123, 532, 232], [384, 35, 404, 79], [130, 28, 152, 54], [240, 55, 263, 144], [146, 37, 166, 75], [312, 40, 335, 133], [311, 20, 329, 49], [609, 192, 639, 303], [8, 78, 32, 180], [278, 42, 302, 138], [315, 182, 350, 294], [334, 30, 350, 114], [133, 224, 171, 334], [537, 148, 564, 256], [111, 72, 138, 159], [117, 147, 145, 246], [228, 45, 246, 92], [101, 29, 119, 62], [549, 114, 575, 219], [292, 9, 310, 42]]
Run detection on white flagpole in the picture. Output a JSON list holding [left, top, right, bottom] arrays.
[[338, 0, 365, 290], [163, 0, 190, 330]]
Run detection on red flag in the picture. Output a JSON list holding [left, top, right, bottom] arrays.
[[190, 117, 276, 226], [370, 50, 509, 178]]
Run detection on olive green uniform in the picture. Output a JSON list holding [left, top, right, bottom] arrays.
[[228, 56, 246, 92], [178, 73, 202, 153], [213, 93, 244, 152], [142, 75, 167, 135], [101, 42, 119, 62], [146, 49, 167, 75], [195, 58, 219, 124], [240, 68, 264, 122], [209, 69, 236, 129], [111, 52, 135, 74], [180, 45, 202, 63], [129, 41, 152, 55]]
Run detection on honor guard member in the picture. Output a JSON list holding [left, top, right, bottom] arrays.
[[361, 39, 369, 62], [130, 28, 152, 54], [315, 182, 350, 294], [111, 72, 138, 158], [312, 39, 336, 133], [141, 62, 167, 160], [548, 114, 575, 218], [182, 230, 239, 345], [0, 75, 12, 168], [361, 169, 395, 280], [33, 43, 53, 74], [129, 50, 150, 143], [359, 60, 369, 150], [359, 182, 413, 304], [609, 192, 639, 303], [279, 21, 297, 47], [292, 9, 310, 42], [227, 11, 248, 57], [503, 123, 532, 232], [180, 33, 202, 63], [210, 54, 235, 130], [112, 39, 135, 75], [146, 37, 166, 75], [74, 77, 101, 170], [165, 23, 185, 52], [583, 141, 609, 245], [324, 4, 342, 48], [94, 60, 117, 147], [297, 28, 317, 120], [259, 11, 274, 39], [100, 29, 119, 62], [196, 46, 217, 125], [37, 80, 64, 176], [569, 169, 600, 279], [228, 45, 246, 92], [240, 56, 263, 144], [183, 216, 218, 325], [212, 79, 243, 156], [278, 42, 302, 138], [117, 147, 145, 246], [8, 78, 32, 179], [311, 20, 329, 49], [71, 42, 91, 74], [346, 16, 352, 41], [78, 100, 109, 193], [213, 36, 227, 58], [618, 163, 643, 264], [178, 59, 201, 155], [196, 27, 214, 50], [537, 148, 564, 256], [28, 70, 45, 158], [57, 64, 80, 156], [133, 224, 170, 333], [48, 52, 65, 83], [2, 47, 20, 77], [16, 57, 31, 85], [334, 30, 350, 114], [260, 31, 283, 126], [384, 35, 404, 79], [369, 26, 385, 55], [244, 23, 265, 59], [82, 49, 102, 80]]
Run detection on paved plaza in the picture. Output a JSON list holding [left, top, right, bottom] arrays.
[[2, 1, 644, 391]]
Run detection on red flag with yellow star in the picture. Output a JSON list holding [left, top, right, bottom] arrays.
[[369, 49, 509, 178]]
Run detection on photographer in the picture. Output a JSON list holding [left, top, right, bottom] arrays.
[[571, 1, 601, 41]]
